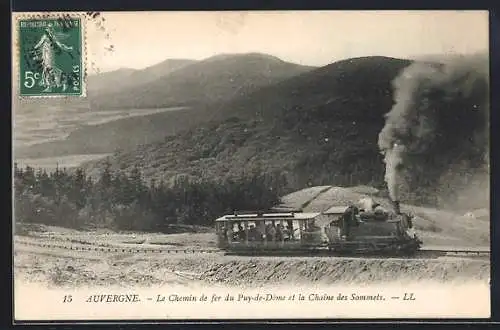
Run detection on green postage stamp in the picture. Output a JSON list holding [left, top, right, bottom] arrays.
[[16, 14, 86, 97]]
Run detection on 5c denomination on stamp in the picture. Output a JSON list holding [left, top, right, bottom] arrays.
[[17, 15, 85, 97]]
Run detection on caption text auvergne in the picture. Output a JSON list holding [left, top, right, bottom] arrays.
[[60, 292, 416, 304]]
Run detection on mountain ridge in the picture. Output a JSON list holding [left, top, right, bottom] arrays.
[[89, 52, 316, 110], [88, 58, 196, 96]]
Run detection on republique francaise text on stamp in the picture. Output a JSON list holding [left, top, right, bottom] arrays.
[[16, 14, 85, 97]]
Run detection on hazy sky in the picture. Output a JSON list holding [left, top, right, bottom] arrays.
[[86, 10, 489, 73]]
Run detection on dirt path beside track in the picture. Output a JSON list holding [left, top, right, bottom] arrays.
[[14, 240, 490, 289]]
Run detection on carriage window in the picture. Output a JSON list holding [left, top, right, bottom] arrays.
[[225, 222, 233, 242], [218, 217, 326, 244], [245, 221, 260, 241], [234, 221, 246, 242]]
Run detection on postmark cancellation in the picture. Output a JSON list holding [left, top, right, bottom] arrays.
[[13, 13, 87, 98]]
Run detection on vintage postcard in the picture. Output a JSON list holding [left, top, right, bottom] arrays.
[[12, 10, 490, 321]]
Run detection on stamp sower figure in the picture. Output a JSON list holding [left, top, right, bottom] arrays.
[[32, 23, 73, 92]]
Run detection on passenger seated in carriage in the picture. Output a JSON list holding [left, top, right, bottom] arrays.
[[248, 224, 259, 241], [283, 221, 295, 241], [265, 223, 277, 241], [283, 226, 291, 241], [237, 224, 246, 241], [275, 224, 283, 241]]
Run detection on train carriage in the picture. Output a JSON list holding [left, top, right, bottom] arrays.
[[215, 211, 327, 253]]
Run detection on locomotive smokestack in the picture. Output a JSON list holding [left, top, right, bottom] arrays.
[[391, 200, 401, 215], [382, 143, 405, 202]]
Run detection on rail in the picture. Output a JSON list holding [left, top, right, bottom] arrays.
[[14, 237, 220, 254], [420, 247, 490, 258], [14, 237, 490, 258]]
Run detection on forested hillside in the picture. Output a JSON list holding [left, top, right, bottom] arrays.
[[83, 55, 489, 210], [14, 163, 281, 231], [84, 56, 412, 199]]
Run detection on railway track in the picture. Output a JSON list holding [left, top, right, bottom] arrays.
[[420, 248, 490, 258], [13, 237, 490, 259], [14, 237, 220, 254]]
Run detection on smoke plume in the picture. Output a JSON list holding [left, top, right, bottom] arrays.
[[378, 53, 489, 206]]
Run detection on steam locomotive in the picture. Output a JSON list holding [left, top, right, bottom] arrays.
[[214, 199, 422, 256], [323, 200, 422, 255]]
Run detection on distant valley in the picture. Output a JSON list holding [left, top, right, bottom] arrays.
[[15, 106, 192, 159], [14, 53, 316, 164]]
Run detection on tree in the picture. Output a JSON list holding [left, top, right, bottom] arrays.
[[129, 165, 147, 204], [70, 168, 87, 209]]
